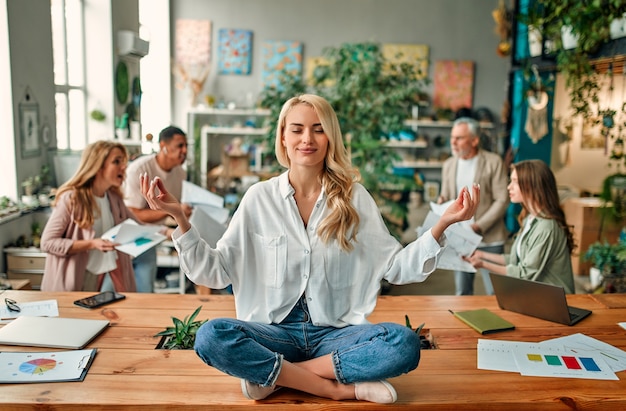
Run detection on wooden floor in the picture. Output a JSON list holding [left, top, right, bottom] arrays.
[[0, 290, 625, 410]]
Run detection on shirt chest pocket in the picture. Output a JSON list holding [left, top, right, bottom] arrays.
[[324, 246, 350, 289], [252, 233, 287, 288]]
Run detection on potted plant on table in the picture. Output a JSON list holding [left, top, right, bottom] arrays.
[[584, 239, 626, 293], [155, 306, 208, 350]]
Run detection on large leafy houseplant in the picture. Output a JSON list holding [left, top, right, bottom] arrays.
[[259, 42, 428, 237]]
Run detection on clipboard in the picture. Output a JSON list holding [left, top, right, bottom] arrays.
[[450, 308, 515, 334], [0, 348, 97, 383]]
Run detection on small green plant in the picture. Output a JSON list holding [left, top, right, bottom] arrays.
[[583, 240, 626, 276], [154, 306, 208, 350]]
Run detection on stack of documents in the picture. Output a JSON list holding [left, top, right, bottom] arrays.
[[477, 333, 626, 380], [417, 201, 482, 272]]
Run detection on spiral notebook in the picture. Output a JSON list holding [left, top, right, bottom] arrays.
[[450, 308, 515, 334]]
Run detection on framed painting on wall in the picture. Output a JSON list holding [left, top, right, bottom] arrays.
[[175, 19, 211, 66], [382, 44, 429, 79], [433, 60, 475, 111], [19, 102, 40, 158], [261, 40, 303, 89], [218, 29, 253, 75]]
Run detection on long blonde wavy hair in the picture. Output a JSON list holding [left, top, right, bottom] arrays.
[[53, 140, 128, 229], [275, 94, 361, 251]]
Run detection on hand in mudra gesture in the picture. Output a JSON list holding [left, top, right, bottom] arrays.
[[140, 173, 184, 220]]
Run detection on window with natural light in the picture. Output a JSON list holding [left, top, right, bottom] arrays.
[[51, 0, 87, 151]]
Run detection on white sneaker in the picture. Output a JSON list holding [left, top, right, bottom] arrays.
[[240, 379, 281, 400], [354, 380, 398, 404]]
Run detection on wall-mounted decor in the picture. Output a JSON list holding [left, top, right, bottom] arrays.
[[174, 19, 212, 106], [218, 29, 252, 75], [262, 41, 303, 88], [175, 19, 211, 66], [382, 44, 429, 79], [433, 60, 475, 111], [19, 101, 40, 158], [115, 61, 129, 105], [580, 118, 605, 150]]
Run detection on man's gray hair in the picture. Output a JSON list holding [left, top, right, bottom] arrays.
[[453, 117, 479, 137]]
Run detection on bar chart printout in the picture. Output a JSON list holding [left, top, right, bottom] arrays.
[[513, 349, 618, 380]]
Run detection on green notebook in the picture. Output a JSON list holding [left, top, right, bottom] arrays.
[[451, 308, 515, 334]]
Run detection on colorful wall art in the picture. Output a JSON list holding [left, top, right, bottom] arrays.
[[382, 44, 429, 79], [175, 19, 211, 66], [261, 41, 303, 88], [433, 60, 475, 111], [218, 29, 253, 75]]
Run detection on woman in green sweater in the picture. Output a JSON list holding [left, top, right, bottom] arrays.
[[466, 159, 575, 293]]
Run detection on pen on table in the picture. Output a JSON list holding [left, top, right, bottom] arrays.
[[448, 309, 454, 315]]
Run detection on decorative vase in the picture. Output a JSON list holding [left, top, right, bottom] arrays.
[[115, 128, 129, 140], [561, 25, 579, 50], [610, 13, 626, 40]]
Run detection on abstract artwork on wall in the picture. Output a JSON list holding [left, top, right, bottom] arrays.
[[262, 41, 303, 88], [175, 19, 211, 66], [433, 60, 475, 111], [218, 29, 253, 75], [580, 118, 605, 150], [382, 44, 429, 79]]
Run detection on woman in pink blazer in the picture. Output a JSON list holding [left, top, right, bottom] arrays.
[[40, 140, 138, 292]]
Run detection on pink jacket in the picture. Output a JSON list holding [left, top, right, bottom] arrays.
[[40, 190, 138, 292]]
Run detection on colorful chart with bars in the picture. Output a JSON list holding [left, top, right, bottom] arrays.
[[513, 349, 618, 380]]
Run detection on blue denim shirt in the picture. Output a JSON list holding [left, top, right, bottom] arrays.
[[174, 172, 444, 327]]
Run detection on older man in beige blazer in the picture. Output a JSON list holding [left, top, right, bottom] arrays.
[[438, 117, 509, 295]]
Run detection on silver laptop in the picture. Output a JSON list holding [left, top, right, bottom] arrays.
[[0, 316, 109, 349], [489, 273, 591, 326]]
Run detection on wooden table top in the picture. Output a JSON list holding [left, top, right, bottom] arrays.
[[0, 290, 625, 410]]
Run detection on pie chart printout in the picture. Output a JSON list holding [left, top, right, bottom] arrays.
[[19, 358, 57, 374]]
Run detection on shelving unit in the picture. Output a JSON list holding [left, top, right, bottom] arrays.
[[187, 107, 271, 188], [387, 120, 495, 175], [154, 241, 185, 294]]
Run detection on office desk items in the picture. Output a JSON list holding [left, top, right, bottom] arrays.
[[0, 316, 109, 349], [0, 299, 59, 320], [1, 291, 625, 409], [478, 338, 618, 380], [450, 308, 515, 334], [490, 273, 592, 325], [0, 349, 97, 383]]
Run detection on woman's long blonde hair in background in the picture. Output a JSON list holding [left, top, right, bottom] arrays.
[[275, 94, 361, 251], [53, 140, 128, 229]]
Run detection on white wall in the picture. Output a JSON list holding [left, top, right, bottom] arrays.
[[170, 0, 510, 130]]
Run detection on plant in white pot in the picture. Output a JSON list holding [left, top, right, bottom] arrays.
[[584, 239, 626, 293]]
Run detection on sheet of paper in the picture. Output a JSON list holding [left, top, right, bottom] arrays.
[[512, 345, 617, 380], [619, 322, 626, 330], [102, 219, 166, 257], [182, 180, 224, 208], [418, 210, 481, 272], [0, 349, 96, 383], [540, 333, 626, 372], [181, 181, 229, 224], [0, 299, 59, 320], [193, 203, 230, 225], [189, 207, 227, 247], [477, 339, 539, 372]]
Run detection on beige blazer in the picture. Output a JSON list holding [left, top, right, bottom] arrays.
[[440, 149, 509, 244]]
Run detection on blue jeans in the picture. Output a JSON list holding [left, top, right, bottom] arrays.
[[454, 244, 504, 295], [132, 248, 157, 293], [194, 297, 421, 387]]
